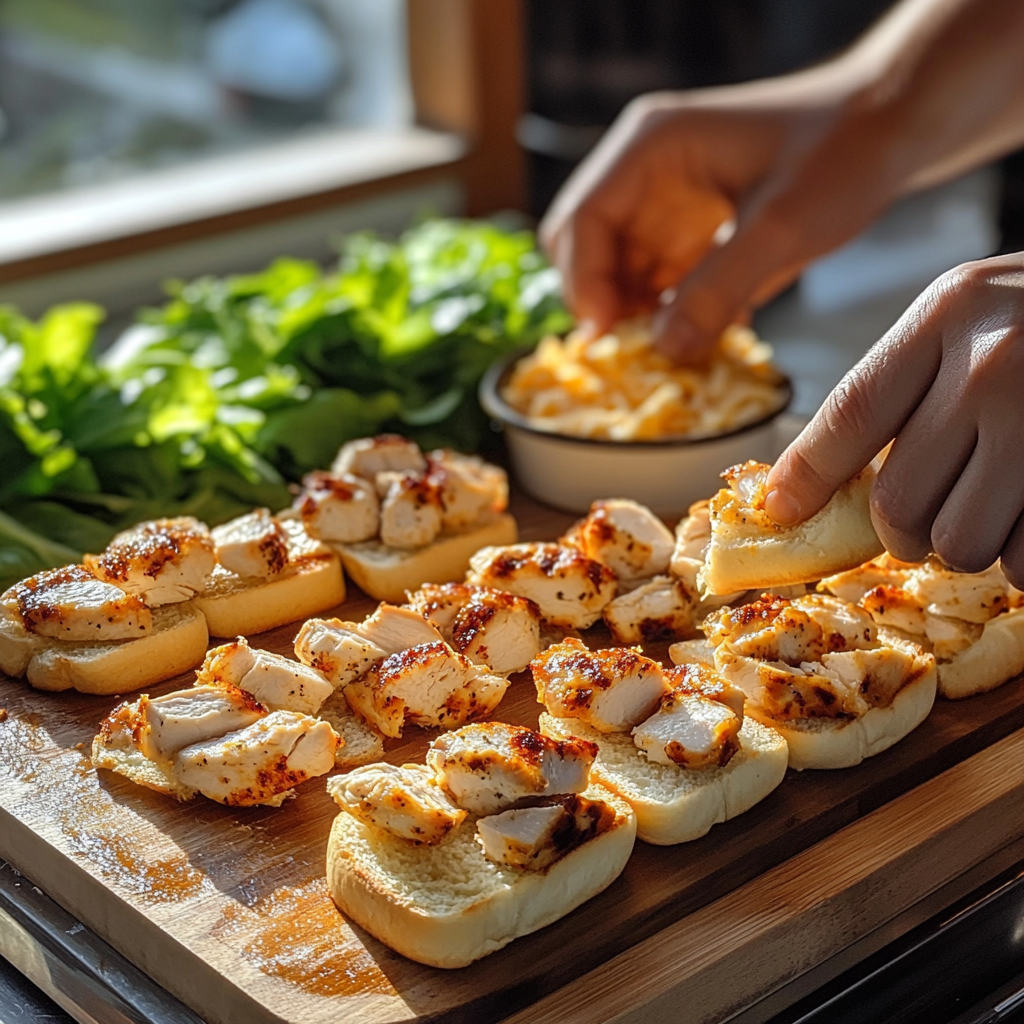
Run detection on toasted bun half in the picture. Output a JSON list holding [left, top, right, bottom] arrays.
[[743, 664, 936, 770], [317, 689, 385, 768], [540, 714, 787, 845], [326, 782, 635, 968], [193, 556, 345, 638], [0, 603, 208, 695], [937, 607, 1024, 699], [701, 463, 883, 595], [336, 513, 518, 603]]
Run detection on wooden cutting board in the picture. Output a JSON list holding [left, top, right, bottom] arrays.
[[2, 493, 1023, 1024]]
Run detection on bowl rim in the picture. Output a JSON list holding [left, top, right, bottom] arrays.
[[479, 347, 794, 451]]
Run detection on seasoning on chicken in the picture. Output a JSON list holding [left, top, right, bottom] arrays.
[[819, 554, 917, 605], [602, 575, 697, 643], [377, 472, 444, 549], [332, 434, 427, 481], [328, 763, 466, 845], [425, 449, 509, 530], [466, 543, 617, 629], [632, 690, 741, 768], [426, 722, 597, 815], [407, 583, 541, 674], [295, 471, 380, 543], [196, 636, 333, 714], [563, 498, 675, 586], [293, 617, 386, 687], [212, 509, 290, 578], [344, 640, 509, 738], [356, 602, 445, 653], [476, 795, 613, 870], [85, 517, 215, 606], [172, 710, 338, 806], [137, 684, 266, 763], [531, 638, 668, 733], [2, 565, 152, 641], [669, 501, 745, 608], [663, 663, 745, 719]]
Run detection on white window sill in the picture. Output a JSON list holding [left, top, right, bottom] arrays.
[[0, 127, 465, 267]]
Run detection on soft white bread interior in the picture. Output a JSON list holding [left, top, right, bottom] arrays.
[[317, 688, 385, 767], [0, 603, 208, 695], [701, 461, 883, 595], [936, 607, 1024, 699], [326, 782, 635, 968], [744, 661, 936, 771], [336, 513, 517, 603], [540, 713, 787, 845], [193, 556, 344, 637]]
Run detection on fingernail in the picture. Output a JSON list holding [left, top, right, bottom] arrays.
[[765, 488, 802, 526]]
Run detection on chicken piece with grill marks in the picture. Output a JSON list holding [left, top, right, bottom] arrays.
[[328, 763, 466, 845], [377, 472, 443, 549], [531, 638, 668, 733], [425, 449, 509, 530], [2, 565, 152, 641], [467, 543, 617, 629], [331, 434, 426, 481], [344, 640, 509, 738], [602, 575, 697, 644], [85, 517, 215, 606], [293, 617, 385, 687], [172, 710, 338, 806], [212, 509, 290, 578], [426, 722, 597, 815], [632, 689, 741, 768], [294, 470, 379, 543], [563, 498, 675, 587]]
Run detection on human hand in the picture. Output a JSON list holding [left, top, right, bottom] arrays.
[[765, 252, 1024, 585], [540, 63, 907, 362]]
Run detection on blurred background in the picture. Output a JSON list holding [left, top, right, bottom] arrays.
[[1, 0, 1023, 407]]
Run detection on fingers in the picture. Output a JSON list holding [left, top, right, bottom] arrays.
[[544, 210, 620, 338], [928, 431, 1024, 573], [998, 513, 1024, 590], [764, 301, 945, 526]]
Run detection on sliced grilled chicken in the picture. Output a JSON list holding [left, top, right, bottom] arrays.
[[425, 449, 508, 530], [138, 684, 266, 763], [705, 593, 877, 665], [531, 638, 668, 733], [294, 471, 379, 543], [85, 517, 215, 606], [293, 617, 386, 687], [816, 646, 926, 708], [466, 543, 617, 629], [331, 434, 426, 481], [172, 710, 338, 806], [632, 690, 741, 768], [663, 663, 745, 720], [378, 472, 443, 549], [426, 722, 597, 815], [197, 637, 333, 715], [356, 602, 445, 653], [563, 498, 675, 586], [819, 553, 917, 605], [475, 795, 612, 870], [602, 575, 697, 643], [344, 640, 509, 737], [903, 560, 1009, 623], [212, 509, 290, 578], [405, 582, 477, 635], [327, 762, 466, 844], [2, 565, 152, 641], [669, 501, 745, 608]]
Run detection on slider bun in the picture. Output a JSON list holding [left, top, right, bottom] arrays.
[[326, 782, 635, 968], [335, 513, 518, 604], [193, 556, 345, 638], [937, 607, 1024, 699], [0, 603, 208, 696], [540, 714, 788, 845], [701, 465, 883, 595], [744, 662, 937, 771]]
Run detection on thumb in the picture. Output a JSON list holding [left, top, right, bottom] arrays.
[[654, 198, 805, 364]]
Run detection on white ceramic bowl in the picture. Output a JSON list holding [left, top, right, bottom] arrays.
[[480, 353, 793, 517]]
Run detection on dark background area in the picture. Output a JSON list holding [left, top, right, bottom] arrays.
[[522, 0, 1024, 255]]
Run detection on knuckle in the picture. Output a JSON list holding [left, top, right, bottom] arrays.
[[821, 375, 875, 442]]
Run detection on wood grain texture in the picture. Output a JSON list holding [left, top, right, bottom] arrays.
[[1, 492, 1024, 1024]]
